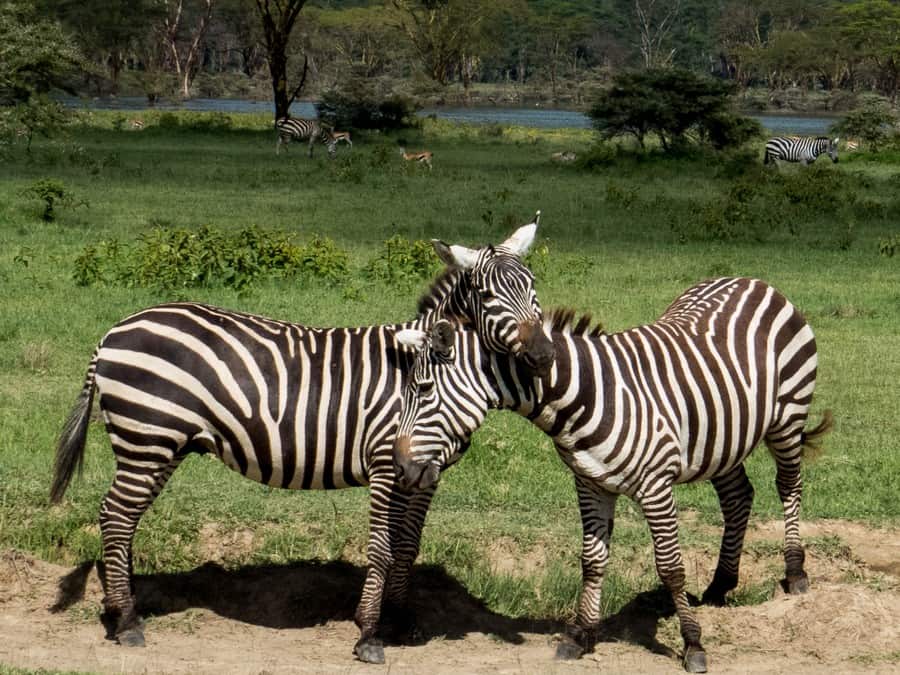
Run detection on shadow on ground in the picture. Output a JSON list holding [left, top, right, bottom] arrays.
[[51, 558, 680, 658]]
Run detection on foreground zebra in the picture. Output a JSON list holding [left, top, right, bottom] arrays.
[[393, 277, 832, 672], [50, 219, 554, 663], [764, 136, 839, 165], [275, 116, 337, 157]]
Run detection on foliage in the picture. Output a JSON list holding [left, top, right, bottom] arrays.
[[365, 235, 440, 283], [832, 100, 899, 152], [317, 83, 419, 131], [0, 1, 85, 104], [588, 69, 757, 152], [879, 234, 900, 257], [73, 225, 350, 292], [20, 178, 85, 221], [0, 96, 74, 152]]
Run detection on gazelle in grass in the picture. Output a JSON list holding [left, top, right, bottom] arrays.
[[400, 147, 433, 170], [332, 131, 352, 147]]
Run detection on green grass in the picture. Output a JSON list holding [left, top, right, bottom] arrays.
[[1, 111, 898, 628]]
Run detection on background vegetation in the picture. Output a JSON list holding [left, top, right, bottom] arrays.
[[6, 0, 900, 109], [0, 112, 898, 633]]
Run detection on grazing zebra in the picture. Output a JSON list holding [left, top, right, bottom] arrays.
[[764, 136, 839, 165], [399, 147, 433, 170], [50, 218, 554, 664], [393, 277, 832, 673], [275, 116, 337, 157]]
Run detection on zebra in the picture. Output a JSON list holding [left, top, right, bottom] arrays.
[[764, 136, 839, 165], [393, 277, 833, 673], [275, 117, 337, 157], [50, 218, 555, 664]]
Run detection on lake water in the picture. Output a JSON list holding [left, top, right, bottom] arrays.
[[62, 96, 836, 136]]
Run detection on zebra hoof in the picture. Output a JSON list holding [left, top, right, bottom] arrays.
[[683, 646, 707, 673], [116, 627, 145, 647], [786, 572, 809, 594], [353, 637, 385, 664], [554, 636, 584, 660]]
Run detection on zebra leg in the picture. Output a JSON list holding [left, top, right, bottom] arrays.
[[382, 487, 435, 644], [640, 488, 707, 673], [353, 475, 404, 664], [766, 425, 808, 594], [701, 464, 754, 606], [556, 477, 617, 660], [100, 456, 182, 646], [307, 136, 315, 158]]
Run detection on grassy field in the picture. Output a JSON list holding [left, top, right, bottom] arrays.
[[0, 111, 898, 630]]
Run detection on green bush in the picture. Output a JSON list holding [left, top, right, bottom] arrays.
[[832, 99, 898, 151], [20, 178, 86, 221], [73, 225, 351, 291], [588, 69, 758, 153], [365, 235, 440, 283], [880, 234, 900, 257], [316, 79, 419, 131]]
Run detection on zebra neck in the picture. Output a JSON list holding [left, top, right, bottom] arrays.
[[417, 268, 472, 326]]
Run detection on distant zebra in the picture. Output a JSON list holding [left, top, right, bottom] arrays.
[[764, 136, 839, 165], [393, 277, 832, 673], [275, 116, 337, 157], [50, 219, 554, 664]]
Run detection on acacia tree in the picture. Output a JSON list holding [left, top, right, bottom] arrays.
[[163, 0, 216, 98], [254, 0, 310, 119]]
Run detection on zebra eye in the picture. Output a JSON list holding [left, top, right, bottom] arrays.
[[418, 379, 435, 396]]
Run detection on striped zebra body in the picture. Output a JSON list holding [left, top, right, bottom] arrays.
[[764, 136, 839, 165], [275, 116, 336, 157], [50, 218, 553, 662], [394, 277, 832, 671]]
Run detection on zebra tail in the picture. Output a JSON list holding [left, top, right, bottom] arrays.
[[50, 351, 99, 503], [800, 409, 834, 462]]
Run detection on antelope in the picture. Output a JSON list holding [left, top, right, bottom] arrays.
[[130, 119, 145, 130], [331, 131, 352, 147], [400, 147, 433, 170]]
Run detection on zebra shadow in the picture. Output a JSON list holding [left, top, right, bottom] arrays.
[[591, 586, 680, 660], [53, 559, 560, 646]]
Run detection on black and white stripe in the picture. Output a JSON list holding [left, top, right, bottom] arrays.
[[275, 116, 337, 157], [764, 136, 839, 165], [50, 219, 552, 663], [394, 277, 832, 672]]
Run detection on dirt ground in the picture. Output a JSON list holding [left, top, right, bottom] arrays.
[[1, 519, 898, 675]]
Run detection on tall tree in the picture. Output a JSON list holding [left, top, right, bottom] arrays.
[[254, 0, 310, 119], [163, 0, 216, 98]]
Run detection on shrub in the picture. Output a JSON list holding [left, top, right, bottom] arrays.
[[880, 234, 900, 257], [588, 69, 758, 153], [832, 99, 898, 151], [365, 235, 440, 284], [20, 178, 86, 221], [73, 225, 351, 292], [316, 78, 419, 131]]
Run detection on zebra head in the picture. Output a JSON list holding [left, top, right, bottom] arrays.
[[393, 320, 488, 492], [431, 212, 555, 376], [828, 137, 839, 163]]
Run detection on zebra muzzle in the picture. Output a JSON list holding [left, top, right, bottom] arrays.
[[393, 436, 440, 492], [517, 320, 556, 377]]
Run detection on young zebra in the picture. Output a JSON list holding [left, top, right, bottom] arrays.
[[393, 277, 832, 673], [50, 219, 554, 664], [764, 136, 839, 165], [275, 116, 337, 157]]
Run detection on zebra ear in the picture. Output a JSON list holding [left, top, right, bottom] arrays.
[[432, 240, 479, 270], [430, 320, 456, 358], [395, 328, 428, 351], [500, 213, 539, 257]]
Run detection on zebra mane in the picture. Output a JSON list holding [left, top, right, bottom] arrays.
[[417, 267, 469, 321], [544, 307, 605, 337]]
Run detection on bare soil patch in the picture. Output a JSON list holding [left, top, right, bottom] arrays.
[[1, 519, 898, 674]]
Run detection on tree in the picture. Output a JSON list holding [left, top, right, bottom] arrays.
[[45, 0, 161, 94], [163, 0, 216, 98], [834, 0, 900, 99], [588, 68, 760, 151], [0, 1, 84, 149], [632, 0, 682, 69], [254, 0, 310, 120]]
